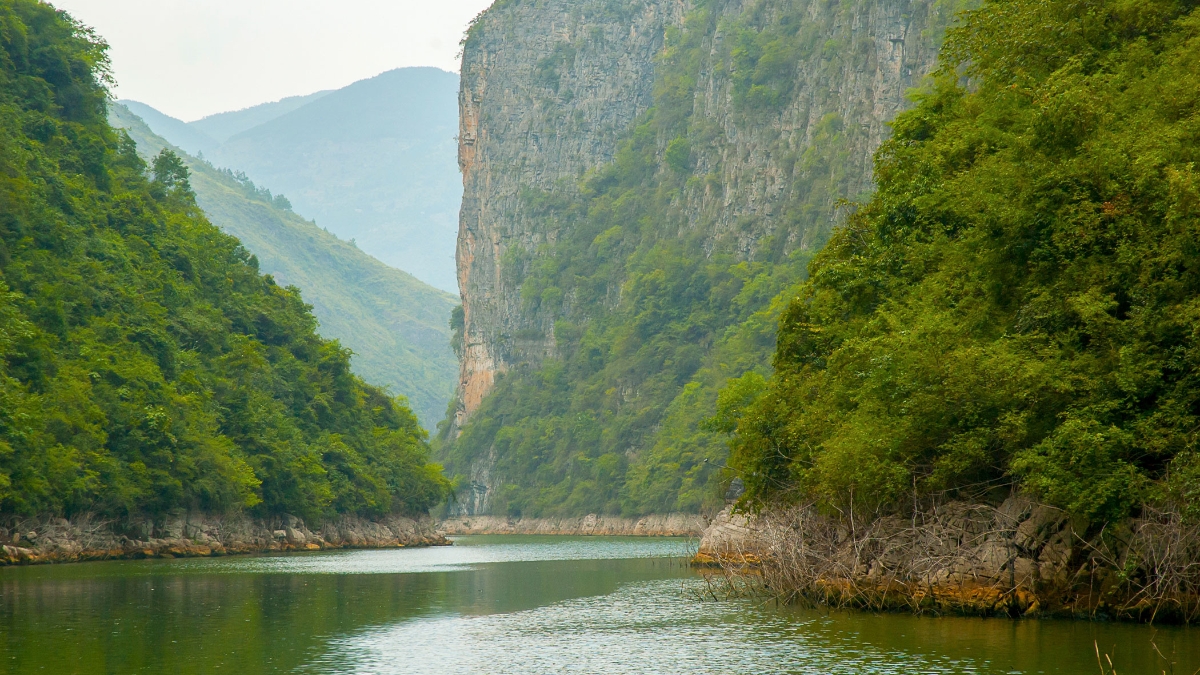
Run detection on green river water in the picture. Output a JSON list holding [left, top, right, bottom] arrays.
[[1, 535, 1196, 674]]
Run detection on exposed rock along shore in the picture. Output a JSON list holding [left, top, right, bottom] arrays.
[[439, 513, 708, 536], [694, 497, 1200, 622], [0, 513, 449, 566]]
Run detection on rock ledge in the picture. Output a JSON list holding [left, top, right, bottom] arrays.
[[440, 513, 707, 536], [0, 513, 449, 566]]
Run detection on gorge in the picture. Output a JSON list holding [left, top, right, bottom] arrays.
[[440, 0, 969, 519], [2, 0, 1200, 656], [443, 0, 1200, 625]]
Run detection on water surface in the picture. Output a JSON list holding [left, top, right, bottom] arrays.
[[1, 535, 1195, 673]]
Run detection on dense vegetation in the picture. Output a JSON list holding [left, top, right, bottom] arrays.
[[0, 0, 447, 520], [110, 104, 459, 428], [732, 0, 1200, 526], [437, 0, 962, 517]]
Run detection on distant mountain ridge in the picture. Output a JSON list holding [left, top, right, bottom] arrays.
[[120, 67, 461, 293], [120, 99, 220, 155], [110, 103, 458, 428], [189, 90, 332, 144], [118, 90, 335, 155]]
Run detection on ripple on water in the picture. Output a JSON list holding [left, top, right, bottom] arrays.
[[166, 536, 694, 576], [301, 578, 990, 675]]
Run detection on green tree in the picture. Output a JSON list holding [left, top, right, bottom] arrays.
[[0, 0, 448, 521], [152, 148, 191, 193], [732, 0, 1200, 526]]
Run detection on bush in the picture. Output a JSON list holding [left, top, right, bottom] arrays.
[[732, 0, 1200, 525]]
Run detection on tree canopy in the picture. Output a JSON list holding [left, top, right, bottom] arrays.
[[0, 0, 448, 521], [732, 0, 1200, 525]]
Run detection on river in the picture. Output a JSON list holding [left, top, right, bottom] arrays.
[[1, 535, 1196, 673]]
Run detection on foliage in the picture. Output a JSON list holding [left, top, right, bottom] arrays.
[[437, 0, 902, 517], [732, 0, 1200, 526], [220, 168, 292, 211], [109, 104, 459, 428], [0, 0, 448, 520]]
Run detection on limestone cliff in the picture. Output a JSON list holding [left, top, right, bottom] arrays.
[[456, 0, 958, 419], [457, 0, 686, 423], [446, 0, 969, 516]]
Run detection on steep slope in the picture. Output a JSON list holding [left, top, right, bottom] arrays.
[[207, 68, 462, 292], [733, 0, 1200, 526], [188, 90, 332, 144], [119, 99, 219, 156], [698, 0, 1200, 623], [0, 0, 447, 521], [440, 0, 969, 517], [109, 105, 459, 428]]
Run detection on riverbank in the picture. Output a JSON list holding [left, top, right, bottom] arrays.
[[439, 513, 708, 536], [0, 513, 449, 565], [695, 497, 1200, 623]]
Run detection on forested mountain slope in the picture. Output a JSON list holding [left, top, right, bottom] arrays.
[[732, 0, 1200, 527], [0, 0, 447, 521], [109, 104, 458, 428], [124, 68, 462, 293], [440, 0, 970, 517]]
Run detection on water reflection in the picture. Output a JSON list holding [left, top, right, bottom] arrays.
[[0, 535, 1195, 674], [309, 579, 1200, 675]]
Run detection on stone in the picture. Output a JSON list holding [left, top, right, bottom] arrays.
[[438, 513, 707, 536], [0, 513, 449, 567]]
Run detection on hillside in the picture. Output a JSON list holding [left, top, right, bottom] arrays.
[[124, 68, 462, 293], [120, 99, 219, 156], [732, 0, 1200, 526], [109, 104, 458, 428], [0, 0, 447, 521], [439, 0, 969, 517]]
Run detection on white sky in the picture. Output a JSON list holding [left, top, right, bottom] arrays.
[[52, 0, 495, 121]]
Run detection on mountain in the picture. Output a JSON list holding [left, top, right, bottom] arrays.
[[123, 68, 462, 293], [119, 99, 219, 156], [438, 0, 968, 517], [0, 0, 447, 521], [109, 104, 459, 428], [188, 90, 332, 144]]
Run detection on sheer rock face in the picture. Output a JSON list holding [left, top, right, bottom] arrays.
[[454, 0, 954, 426], [683, 0, 950, 253], [456, 0, 686, 423]]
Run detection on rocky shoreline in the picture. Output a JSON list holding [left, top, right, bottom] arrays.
[[694, 497, 1200, 622], [0, 512, 449, 566], [439, 513, 708, 536]]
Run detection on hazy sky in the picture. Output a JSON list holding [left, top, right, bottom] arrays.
[[53, 0, 494, 121]]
